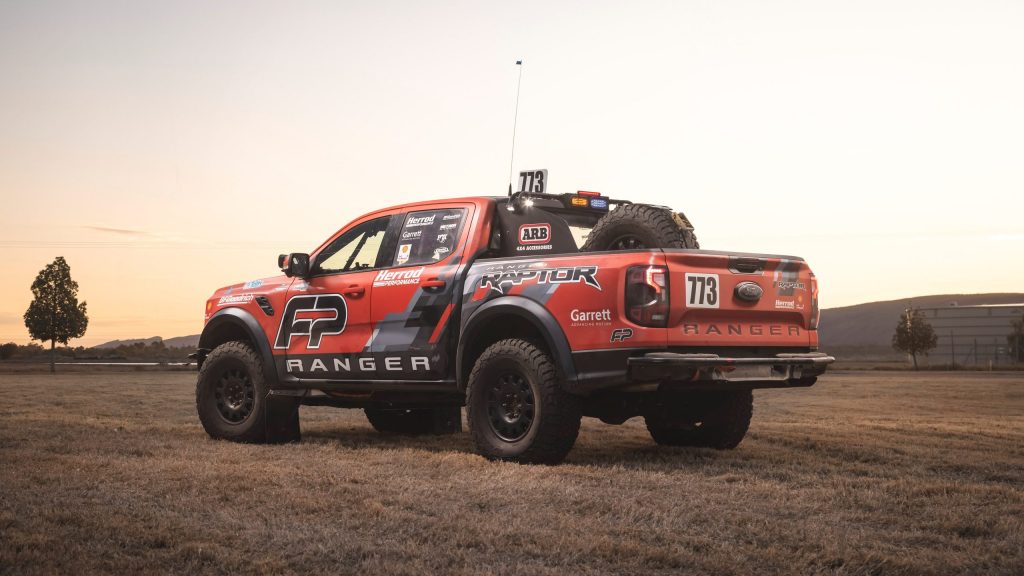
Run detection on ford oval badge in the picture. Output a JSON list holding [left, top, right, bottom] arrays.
[[735, 281, 763, 302]]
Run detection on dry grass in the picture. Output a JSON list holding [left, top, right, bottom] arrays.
[[1, 371, 1022, 575]]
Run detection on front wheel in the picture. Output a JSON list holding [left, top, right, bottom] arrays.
[[466, 339, 581, 464], [196, 341, 300, 443]]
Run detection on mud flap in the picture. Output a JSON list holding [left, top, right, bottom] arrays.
[[264, 393, 301, 443]]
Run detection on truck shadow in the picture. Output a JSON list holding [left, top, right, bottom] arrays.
[[301, 424, 733, 469]]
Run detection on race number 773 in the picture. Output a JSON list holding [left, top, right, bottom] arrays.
[[685, 273, 719, 308]]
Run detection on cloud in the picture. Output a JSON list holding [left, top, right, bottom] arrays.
[[83, 226, 151, 237]]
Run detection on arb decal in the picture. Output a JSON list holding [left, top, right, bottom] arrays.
[[518, 223, 551, 244]]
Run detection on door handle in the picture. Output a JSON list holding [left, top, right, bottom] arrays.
[[422, 278, 446, 289], [341, 284, 365, 297]]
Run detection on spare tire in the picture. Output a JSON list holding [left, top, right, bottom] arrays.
[[581, 204, 699, 251]]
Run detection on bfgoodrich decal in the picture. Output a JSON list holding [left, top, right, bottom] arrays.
[[218, 293, 254, 306], [274, 294, 348, 349]]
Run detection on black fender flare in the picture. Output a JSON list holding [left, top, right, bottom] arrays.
[[199, 307, 279, 388], [456, 296, 578, 391]]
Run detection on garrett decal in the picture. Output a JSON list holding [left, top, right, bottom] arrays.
[[518, 223, 551, 244], [570, 308, 612, 326], [275, 294, 348, 349], [481, 265, 601, 294]]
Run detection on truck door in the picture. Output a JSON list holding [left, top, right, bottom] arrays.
[[367, 204, 475, 381], [279, 213, 396, 380]]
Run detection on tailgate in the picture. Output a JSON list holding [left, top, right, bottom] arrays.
[[662, 250, 818, 348]]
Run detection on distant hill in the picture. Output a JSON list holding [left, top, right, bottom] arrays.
[[93, 336, 163, 349], [819, 293, 1024, 348], [94, 335, 199, 349], [163, 335, 200, 349]]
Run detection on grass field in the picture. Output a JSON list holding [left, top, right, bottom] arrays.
[[1, 371, 1022, 575]]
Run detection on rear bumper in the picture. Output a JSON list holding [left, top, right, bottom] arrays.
[[628, 352, 834, 388]]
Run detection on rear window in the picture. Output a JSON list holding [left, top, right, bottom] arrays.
[[392, 208, 466, 267]]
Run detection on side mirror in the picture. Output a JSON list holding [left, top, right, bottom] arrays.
[[278, 253, 310, 278]]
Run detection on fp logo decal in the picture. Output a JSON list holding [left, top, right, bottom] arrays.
[[518, 223, 551, 244], [274, 294, 347, 349], [610, 328, 634, 343]]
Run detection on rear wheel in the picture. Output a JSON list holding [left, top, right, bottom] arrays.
[[466, 339, 581, 464], [582, 204, 699, 251], [196, 341, 300, 443], [644, 390, 752, 449], [364, 407, 462, 435]]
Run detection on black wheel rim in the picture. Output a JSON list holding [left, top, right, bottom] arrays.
[[487, 371, 535, 442], [608, 235, 648, 250], [213, 367, 255, 424]]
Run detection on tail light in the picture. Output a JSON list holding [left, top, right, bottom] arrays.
[[809, 275, 820, 329], [626, 266, 669, 327]]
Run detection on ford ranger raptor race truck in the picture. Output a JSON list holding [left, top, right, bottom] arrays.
[[194, 190, 833, 464]]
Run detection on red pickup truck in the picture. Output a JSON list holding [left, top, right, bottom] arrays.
[[195, 191, 833, 464]]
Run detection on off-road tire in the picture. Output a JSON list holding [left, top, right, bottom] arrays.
[[644, 390, 753, 449], [582, 204, 699, 251], [196, 341, 300, 443], [365, 407, 462, 435], [466, 339, 582, 464]]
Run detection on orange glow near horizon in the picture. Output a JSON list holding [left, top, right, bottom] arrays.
[[1, 1, 1022, 347]]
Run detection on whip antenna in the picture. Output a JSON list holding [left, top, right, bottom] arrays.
[[508, 59, 523, 198]]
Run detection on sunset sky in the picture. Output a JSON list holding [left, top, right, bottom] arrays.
[[1, 0, 1022, 346]]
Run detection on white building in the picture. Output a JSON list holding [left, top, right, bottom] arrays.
[[918, 303, 1024, 366]]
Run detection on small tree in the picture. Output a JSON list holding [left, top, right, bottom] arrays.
[[892, 307, 938, 370], [0, 342, 18, 360], [23, 257, 89, 373]]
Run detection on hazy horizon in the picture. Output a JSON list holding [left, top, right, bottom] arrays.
[[2, 0, 1022, 346]]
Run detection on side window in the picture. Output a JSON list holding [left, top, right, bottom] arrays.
[[314, 216, 391, 274], [392, 208, 466, 267]]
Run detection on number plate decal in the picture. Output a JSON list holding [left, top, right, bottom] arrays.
[[685, 273, 720, 309], [517, 169, 548, 194]]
